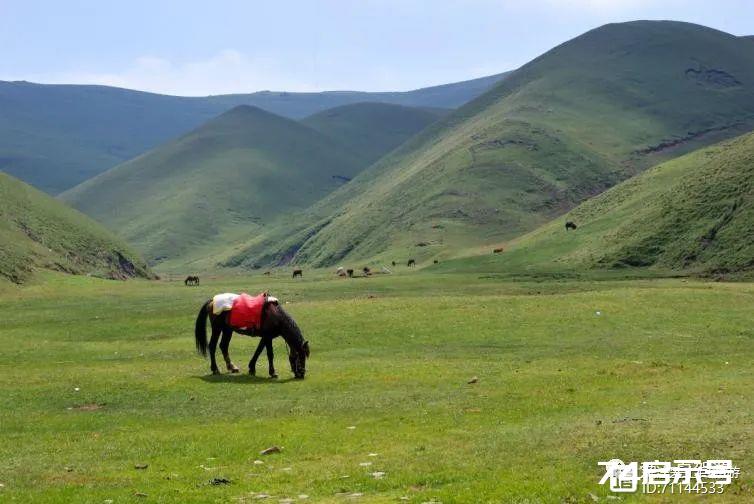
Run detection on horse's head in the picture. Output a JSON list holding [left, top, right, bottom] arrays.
[[289, 340, 310, 379], [273, 303, 310, 379]]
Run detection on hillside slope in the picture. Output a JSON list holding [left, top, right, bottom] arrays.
[[62, 106, 368, 266], [223, 21, 754, 269], [435, 131, 754, 276], [0, 172, 152, 283], [0, 73, 505, 193], [302, 103, 444, 168]]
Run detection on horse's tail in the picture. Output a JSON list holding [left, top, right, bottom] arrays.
[[195, 300, 210, 356]]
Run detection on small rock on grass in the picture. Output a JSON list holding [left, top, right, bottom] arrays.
[[134, 492, 147, 498], [260, 446, 281, 455], [371, 471, 385, 479], [467, 376, 478, 384], [298, 495, 309, 500], [134, 463, 148, 470]]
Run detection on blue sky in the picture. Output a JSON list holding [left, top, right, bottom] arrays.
[[1, 0, 752, 95]]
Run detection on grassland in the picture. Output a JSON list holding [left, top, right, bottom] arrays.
[[0, 270, 751, 502], [433, 131, 754, 278], [225, 21, 754, 270], [0, 172, 152, 283]]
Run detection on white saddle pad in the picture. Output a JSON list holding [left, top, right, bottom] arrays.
[[212, 293, 239, 315]]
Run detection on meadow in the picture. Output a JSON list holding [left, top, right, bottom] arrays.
[[0, 271, 752, 503]]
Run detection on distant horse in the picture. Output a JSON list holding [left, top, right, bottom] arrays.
[[433, 259, 439, 264], [565, 221, 578, 231], [363, 267, 371, 276], [407, 259, 416, 267], [263, 271, 271, 276], [391, 261, 396, 267], [185, 275, 200, 286], [493, 248, 504, 254], [194, 295, 310, 379], [347, 269, 354, 277], [292, 269, 303, 278]]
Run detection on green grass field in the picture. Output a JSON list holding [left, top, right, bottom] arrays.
[[0, 271, 751, 502]]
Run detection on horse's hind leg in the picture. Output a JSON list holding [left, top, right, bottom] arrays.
[[248, 338, 266, 376], [208, 326, 221, 375], [265, 338, 277, 379], [219, 328, 239, 373]]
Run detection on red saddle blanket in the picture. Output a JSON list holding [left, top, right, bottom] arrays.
[[228, 292, 266, 330]]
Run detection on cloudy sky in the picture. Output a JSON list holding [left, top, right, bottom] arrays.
[[1, 0, 752, 95]]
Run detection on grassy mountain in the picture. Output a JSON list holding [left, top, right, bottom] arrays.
[[61, 105, 373, 267], [0, 73, 505, 193], [434, 131, 754, 277], [222, 21, 754, 269], [0, 172, 152, 283], [302, 103, 445, 168]]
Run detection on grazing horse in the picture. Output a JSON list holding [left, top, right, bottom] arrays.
[[292, 269, 303, 278], [565, 221, 578, 231], [362, 266, 371, 276], [185, 275, 199, 286], [194, 293, 310, 379], [433, 259, 439, 264], [346, 269, 354, 278], [493, 248, 504, 254], [391, 261, 396, 267], [407, 259, 416, 267]]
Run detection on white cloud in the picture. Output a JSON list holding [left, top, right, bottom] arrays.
[[40, 50, 327, 96]]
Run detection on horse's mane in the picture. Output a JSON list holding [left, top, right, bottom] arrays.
[[267, 302, 304, 352]]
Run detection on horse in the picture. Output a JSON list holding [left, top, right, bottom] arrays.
[[493, 248, 504, 254], [433, 259, 439, 264], [346, 269, 354, 278], [362, 266, 371, 276], [185, 275, 199, 286], [407, 259, 416, 267], [194, 295, 310, 379], [391, 261, 396, 267], [565, 221, 578, 231], [292, 269, 303, 278]]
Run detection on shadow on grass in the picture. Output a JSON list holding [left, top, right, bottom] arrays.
[[195, 373, 298, 385]]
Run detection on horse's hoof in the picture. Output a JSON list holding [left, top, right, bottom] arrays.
[[211, 369, 221, 375], [249, 369, 256, 376]]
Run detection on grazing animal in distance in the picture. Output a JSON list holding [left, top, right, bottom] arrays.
[[363, 267, 371, 276], [194, 292, 310, 379], [391, 261, 396, 267], [493, 248, 504, 254], [433, 260, 439, 264], [407, 259, 416, 267], [336, 266, 346, 277], [565, 221, 578, 231], [347, 269, 354, 278], [292, 269, 303, 278], [185, 275, 200, 286], [263, 271, 271, 276]]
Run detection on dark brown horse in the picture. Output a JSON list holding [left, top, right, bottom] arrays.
[[407, 259, 416, 267], [565, 221, 578, 231], [185, 275, 200, 286], [292, 269, 303, 278], [194, 297, 310, 379]]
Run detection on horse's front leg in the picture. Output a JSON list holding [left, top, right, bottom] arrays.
[[265, 338, 277, 379], [219, 328, 239, 373], [248, 337, 266, 376]]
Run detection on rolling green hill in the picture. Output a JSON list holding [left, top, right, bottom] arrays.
[[61, 105, 373, 267], [302, 102, 445, 168], [0, 172, 152, 283], [0, 73, 505, 193], [222, 21, 754, 269], [434, 131, 754, 277]]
